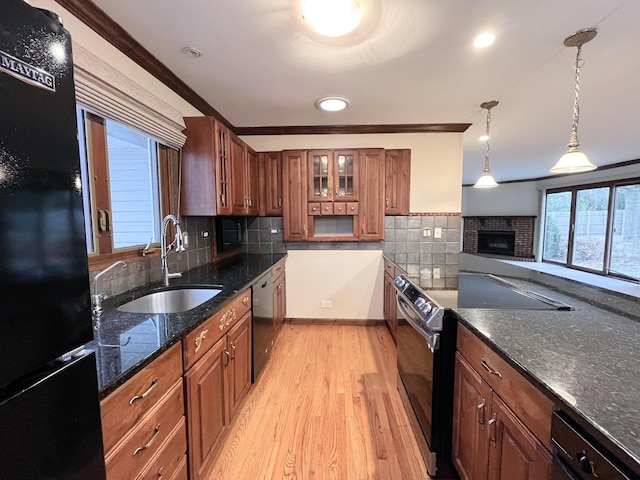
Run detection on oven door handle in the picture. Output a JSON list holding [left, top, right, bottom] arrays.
[[397, 296, 440, 352]]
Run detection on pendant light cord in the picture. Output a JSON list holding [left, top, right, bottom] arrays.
[[568, 45, 583, 148], [484, 107, 492, 173]]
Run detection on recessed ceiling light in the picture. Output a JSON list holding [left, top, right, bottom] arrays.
[[473, 32, 495, 48], [182, 47, 203, 58], [302, 0, 362, 37], [315, 96, 350, 112]]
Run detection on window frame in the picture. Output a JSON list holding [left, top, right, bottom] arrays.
[[543, 177, 640, 282], [79, 109, 175, 268]]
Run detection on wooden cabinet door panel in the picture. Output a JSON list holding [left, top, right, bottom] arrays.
[[453, 353, 492, 480], [246, 148, 260, 215], [385, 149, 411, 215], [333, 149, 358, 201], [282, 150, 308, 240], [262, 152, 283, 215], [185, 337, 227, 480], [308, 150, 333, 201], [359, 148, 385, 240], [487, 395, 552, 480], [214, 121, 232, 215], [226, 312, 252, 420], [230, 134, 247, 215]]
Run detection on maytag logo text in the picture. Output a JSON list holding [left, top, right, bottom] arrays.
[[0, 50, 55, 92]]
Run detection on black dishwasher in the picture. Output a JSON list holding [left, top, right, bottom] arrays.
[[251, 270, 274, 382], [552, 411, 637, 479]]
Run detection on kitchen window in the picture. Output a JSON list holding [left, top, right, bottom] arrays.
[[543, 179, 640, 282], [77, 107, 175, 263]]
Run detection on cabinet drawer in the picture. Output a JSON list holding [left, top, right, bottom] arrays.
[[183, 289, 251, 370], [136, 418, 187, 480], [384, 258, 395, 276], [346, 202, 359, 215], [308, 202, 321, 215], [457, 324, 554, 450], [321, 202, 334, 215], [333, 202, 346, 215], [101, 342, 182, 453], [272, 260, 285, 277], [106, 380, 184, 480]]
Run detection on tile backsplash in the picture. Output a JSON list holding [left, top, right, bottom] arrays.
[[245, 217, 286, 255], [384, 214, 461, 289], [89, 216, 211, 297]]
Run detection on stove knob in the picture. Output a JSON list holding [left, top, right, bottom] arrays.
[[414, 298, 427, 309], [394, 277, 406, 289], [421, 302, 433, 315]]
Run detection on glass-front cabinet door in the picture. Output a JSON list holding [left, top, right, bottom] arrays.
[[334, 150, 358, 201], [308, 150, 333, 201]]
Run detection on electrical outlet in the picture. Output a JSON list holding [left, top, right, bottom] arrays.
[[201, 230, 209, 238], [321, 300, 332, 308], [182, 232, 189, 247], [433, 267, 441, 279], [271, 228, 278, 234], [434, 227, 442, 239], [422, 228, 432, 237]]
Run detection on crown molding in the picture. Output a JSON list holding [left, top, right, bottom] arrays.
[[236, 123, 471, 136]]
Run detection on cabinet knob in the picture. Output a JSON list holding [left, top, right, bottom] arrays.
[[338, 207, 342, 211], [325, 206, 329, 211], [350, 207, 354, 211], [312, 207, 317, 211]]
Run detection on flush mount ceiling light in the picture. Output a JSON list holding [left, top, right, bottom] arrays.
[[550, 28, 598, 174], [473, 32, 495, 48], [474, 100, 499, 189], [302, 0, 363, 37], [315, 96, 350, 112], [181, 46, 203, 58]]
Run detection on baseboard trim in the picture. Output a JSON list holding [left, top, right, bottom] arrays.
[[285, 318, 385, 326]]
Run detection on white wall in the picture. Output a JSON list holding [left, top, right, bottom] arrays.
[[30, 0, 202, 118], [285, 250, 384, 320], [462, 182, 538, 217], [242, 132, 464, 213]]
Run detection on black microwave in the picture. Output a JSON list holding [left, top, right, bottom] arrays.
[[215, 217, 244, 252]]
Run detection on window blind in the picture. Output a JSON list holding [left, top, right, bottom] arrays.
[[72, 42, 187, 149]]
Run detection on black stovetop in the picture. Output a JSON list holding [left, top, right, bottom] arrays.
[[426, 273, 573, 310]]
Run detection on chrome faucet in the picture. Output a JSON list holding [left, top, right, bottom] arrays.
[[92, 260, 126, 318], [161, 214, 186, 286]]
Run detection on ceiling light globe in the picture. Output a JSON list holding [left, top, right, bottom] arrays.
[[478, 134, 489, 142], [302, 0, 362, 37], [473, 32, 495, 48], [473, 172, 499, 188], [550, 148, 596, 173]]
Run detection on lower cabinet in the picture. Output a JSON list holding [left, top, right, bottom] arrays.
[[273, 270, 286, 335], [185, 311, 252, 480], [453, 326, 553, 480], [382, 271, 397, 341]]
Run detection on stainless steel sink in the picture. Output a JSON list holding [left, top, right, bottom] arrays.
[[117, 288, 222, 314]]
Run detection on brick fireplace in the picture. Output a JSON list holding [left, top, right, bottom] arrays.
[[463, 216, 536, 260]]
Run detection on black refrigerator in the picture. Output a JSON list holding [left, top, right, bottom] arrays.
[[0, 1, 106, 478]]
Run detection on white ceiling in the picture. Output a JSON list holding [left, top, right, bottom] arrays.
[[89, 0, 640, 184]]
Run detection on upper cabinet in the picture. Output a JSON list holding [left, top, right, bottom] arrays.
[[384, 149, 411, 216], [181, 117, 258, 217], [259, 152, 283, 216], [282, 150, 308, 241], [308, 150, 358, 202], [359, 149, 385, 241]]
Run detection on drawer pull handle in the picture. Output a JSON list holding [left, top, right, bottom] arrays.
[[224, 349, 231, 366], [194, 329, 209, 354], [129, 378, 158, 405], [488, 414, 497, 445], [157, 466, 164, 479], [481, 359, 503, 378], [278, 198, 282, 208], [133, 424, 161, 456], [230, 342, 236, 360], [243, 296, 250, 307], [477, 400, 486, 425]]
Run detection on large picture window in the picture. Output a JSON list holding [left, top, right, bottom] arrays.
[[543, 179, 640, 282]]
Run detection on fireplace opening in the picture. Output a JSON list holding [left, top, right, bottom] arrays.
[[478, 230, 516, 256]]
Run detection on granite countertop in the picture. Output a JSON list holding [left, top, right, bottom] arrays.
[[89, 253, 285, 398], [453, 277, 640, 476]]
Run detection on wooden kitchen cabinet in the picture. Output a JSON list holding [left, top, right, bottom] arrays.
[[100, 343, 186, 480], [383, 258, 397, 341], [282, 150, 308, 241], [229, 134, 259, 216], [384, 149, 411, 215], [184, 290, 252, 480], [307, 149, 358, 202], [181, 117, 232, 216], [452, 326, 553, 480], [359, 148, 385, 240], [259, 151, 283, 216], [273, 270, 286, 335]]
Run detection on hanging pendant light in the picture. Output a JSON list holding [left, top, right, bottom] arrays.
[[550, 28, 598, 174], [474, 100, 499, 188]]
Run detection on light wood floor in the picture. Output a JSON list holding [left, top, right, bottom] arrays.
[[207, 324, 429, 480]]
